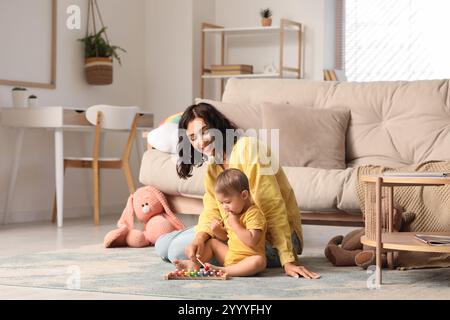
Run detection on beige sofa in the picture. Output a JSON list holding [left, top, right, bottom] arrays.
[[139, 78, 450, 226]]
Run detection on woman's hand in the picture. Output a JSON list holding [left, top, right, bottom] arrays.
[[185, 241, 204, 262], [284, 262, 321, 279], [185, 232, 210, 262]]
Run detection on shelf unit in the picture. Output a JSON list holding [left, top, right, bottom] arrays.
[[200, 19, 303, 98]]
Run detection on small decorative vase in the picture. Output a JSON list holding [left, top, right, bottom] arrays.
[[261, 18, 272, 27], [28, 96, 38, 107], [12, 89, 28, 108]]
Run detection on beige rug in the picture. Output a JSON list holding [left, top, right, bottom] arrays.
[[0, 244, 449, 299]]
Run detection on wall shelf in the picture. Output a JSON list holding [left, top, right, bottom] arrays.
[[200, 18, 304, 99], [202, 25, 300, 34], [201, 72, 301, 79]]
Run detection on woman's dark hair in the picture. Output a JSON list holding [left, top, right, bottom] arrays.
[[176, 103, 238, 179]]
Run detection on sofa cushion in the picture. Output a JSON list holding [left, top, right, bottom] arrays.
[[283, 166, 358, 212], [139, 148, 205, 199], [139, 148, 361, 212], [194, 98, 262, 131], [262, 103, 350, 169], [147, 122, 179, 154], [222, 78, 450, 167], [338, 167, 361, 212], [146, 112, 183, 154]]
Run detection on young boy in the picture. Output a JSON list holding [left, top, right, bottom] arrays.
[[174, 168, 267, 276]]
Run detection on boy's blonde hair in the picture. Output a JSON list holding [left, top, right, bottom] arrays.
[[215, 168, 249, 195]]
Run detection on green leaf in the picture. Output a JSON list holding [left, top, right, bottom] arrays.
[[77, 26, 126, 65]]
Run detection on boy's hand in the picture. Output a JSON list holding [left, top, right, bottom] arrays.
[[227, 213, 241, 230], [210, 219, 225, 235]]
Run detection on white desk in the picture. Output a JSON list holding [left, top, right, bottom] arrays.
[[0, 106, 153, 227]]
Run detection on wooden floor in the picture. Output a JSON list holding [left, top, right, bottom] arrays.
[[0, 215, 356, 300]]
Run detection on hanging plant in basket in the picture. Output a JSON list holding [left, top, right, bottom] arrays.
[[78, 0, 126, 85]]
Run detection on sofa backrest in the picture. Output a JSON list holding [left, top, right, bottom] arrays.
[[222, 78, 450, 167]]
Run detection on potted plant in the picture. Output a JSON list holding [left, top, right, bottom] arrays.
[[11, 87, 28, 108], [78, 27, 126, 85], [28, 95, 38, 107], [260, 8, 273, 27]]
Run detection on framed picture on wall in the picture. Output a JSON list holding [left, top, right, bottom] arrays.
[[0, 0, 57, 89]]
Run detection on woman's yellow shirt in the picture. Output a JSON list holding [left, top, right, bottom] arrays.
[[195, 136, 303, 266]]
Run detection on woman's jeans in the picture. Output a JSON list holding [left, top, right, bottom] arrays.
[[155, 226, 302, 268]]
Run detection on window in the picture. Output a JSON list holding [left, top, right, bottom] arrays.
[[340, 0, 450, 81]]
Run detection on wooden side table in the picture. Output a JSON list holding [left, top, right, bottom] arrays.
[[360, 174, 450, 286]]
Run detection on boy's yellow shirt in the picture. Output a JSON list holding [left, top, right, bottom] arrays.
[[195, 136, 303, 266], [222, 204, 266, 266]]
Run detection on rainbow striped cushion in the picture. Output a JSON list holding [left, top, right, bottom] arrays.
[[159, 112, 183, 127], [148, 112, 183, 154]]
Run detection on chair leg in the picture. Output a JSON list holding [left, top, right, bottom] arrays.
[[51, 163, 66, 223], [122, 163, 136, 194], [51, 196, 57, 223], [92, 164, 100, 225]]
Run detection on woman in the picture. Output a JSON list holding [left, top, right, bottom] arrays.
[[155, 103, 320, 279]]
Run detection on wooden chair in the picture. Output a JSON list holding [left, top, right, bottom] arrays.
[[324, 69, 347, 81], [52, 105, 140, 225], [323, 69, 338, 81]]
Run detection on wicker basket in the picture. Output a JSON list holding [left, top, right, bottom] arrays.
[[85, 57, 113, 85], [364, 183, 391, 241]]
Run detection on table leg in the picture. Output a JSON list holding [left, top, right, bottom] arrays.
[[99, 132, 105, 201], [2, 129, 24, 225], [388, 187, 394, 232], [375, 177, 382, 286], [387, 186, 394, 269], [55, 129, 64, 228]]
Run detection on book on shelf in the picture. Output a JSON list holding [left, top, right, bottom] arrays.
[[210, 64, 253, 72], [210, 70, 253, 75], [382, 172, 449, 178], [414, 234, 450, 246]]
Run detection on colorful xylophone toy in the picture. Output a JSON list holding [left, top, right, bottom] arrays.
[[164, 266, 229, 280]]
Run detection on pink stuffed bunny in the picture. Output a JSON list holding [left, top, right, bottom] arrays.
[[104, 186, 185, 248]]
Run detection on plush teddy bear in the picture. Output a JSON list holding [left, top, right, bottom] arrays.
[[104, 186, 185, 248], [324, 203, 415, 268]]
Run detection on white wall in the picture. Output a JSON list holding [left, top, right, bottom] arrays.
[[0, 0, 146, 224], [146, 0, 335, 107], [192, 0, 216, 100], [214, 0, 327, 79], [145, 0, 196, 125], [0, 0, 335, 224], [323, 0, 336, 69]]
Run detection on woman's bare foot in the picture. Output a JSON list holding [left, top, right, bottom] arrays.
[[173, 259, 201, 270]]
